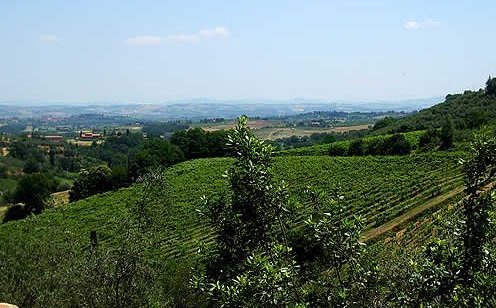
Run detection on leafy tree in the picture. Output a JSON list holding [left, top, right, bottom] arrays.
[[459, 133, 496, 285], [299, 189, 370, 306], [69, 165, 113, 201], [439, 116, 455, 150], [465, 110, 488, 129], [170, 128, 228, 159], [372, 116, 395, 130], [9, 141, 29, 159], [49, 146, 56, 167], [193, 116, 303, 306], [130, 138, 184, 178], [12, 173, 53, 214], [194, 116, 372, 307], [2, 204, 27, 223], [485, 75, 496, 95], [23, 157, 41, 173], [419, 128, 440, 150], [383, 133, 411, 155], [348, 139, 365, 156]]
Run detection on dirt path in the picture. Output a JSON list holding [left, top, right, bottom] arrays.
[[360, 181, 496, 242], [51, 190, 70, 206]]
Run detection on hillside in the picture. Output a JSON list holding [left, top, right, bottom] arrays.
[[374, 90, 496, 133], [0, 153, 463, 266]]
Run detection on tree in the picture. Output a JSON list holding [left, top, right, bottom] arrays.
[[170, 128, 228, 159], [383, 133, 411, 155], [372, 116, 395, 131], [348, 139, 365, 156], [459, 133, 496, 285], [439, 117, 455, 150], [49, 146, 56, 167], [194, 116, 371, 307], [130, 138, 184, 178], [485, 75, 496, 95], [23, 157, 41, 173], [193, 116, 303, 306], [299, 189, 369, 306], [419, 128, 440, 150], [69, 165, 113, 201], [13, 173, 53, 214]]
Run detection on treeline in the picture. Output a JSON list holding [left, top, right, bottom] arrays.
[[272, 129, 370, 150], [9, 138, 84, 173], [339, 118, 454, 156]]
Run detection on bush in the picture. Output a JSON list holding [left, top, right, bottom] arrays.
[[419, 128, 440, 150], [2, 203, 27, 223], [348, 139, 365, 156]]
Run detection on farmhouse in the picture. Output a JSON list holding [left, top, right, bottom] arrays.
[[79, 131, 103, 140]]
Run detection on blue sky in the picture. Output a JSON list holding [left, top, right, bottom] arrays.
[[1, 1, 495, 103]]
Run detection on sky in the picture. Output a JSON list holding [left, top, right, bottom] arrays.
[[1, 0, 495, 103]]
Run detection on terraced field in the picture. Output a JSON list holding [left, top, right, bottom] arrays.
[[0, 152, 465, 264]]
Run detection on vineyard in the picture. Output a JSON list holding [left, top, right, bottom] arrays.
[[0, 152, 465, 265]]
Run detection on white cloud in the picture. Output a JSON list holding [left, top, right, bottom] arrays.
[[125, 26, 229, 46], [404, 21, 419, 30], [125, 35, 162, 46], [404, 19, 440, 30], [39, 35, 59, 43], [199, 27, 229, 38], [166, 34, 198, 43]]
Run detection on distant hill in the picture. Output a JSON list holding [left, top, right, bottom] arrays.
[[0, 97, 441, 120]]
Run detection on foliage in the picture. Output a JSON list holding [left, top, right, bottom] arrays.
[[486, 76, 496, 95], [130, 138, 184, 178], [374, 81, 496, 134], [23, 157, 41, 173], [142, 120, 189, 137], [2, 204, 27, 223], [170, 127, 229, 159], [372, 116, 396, 130], [419, 128, 441, 150], [12, 173, 54, 214], [440, 116, 455, 150], [279, 130, 423, 157], [299, 189, 370, 307], [390, 132, 496, 307], [194, 117, 378, 307], [193, 116, 302, 306], [69, 165, 113, 202]]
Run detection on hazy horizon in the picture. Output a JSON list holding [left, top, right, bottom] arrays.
[[0, 96, 444, 107], [1, 1, 495, 103]]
